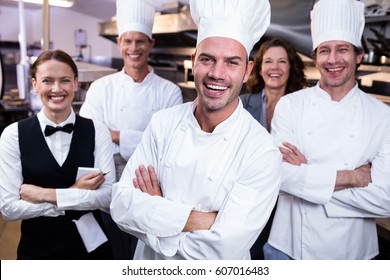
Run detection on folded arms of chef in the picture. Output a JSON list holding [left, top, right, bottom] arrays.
[[110, 125, 281, 259], [325, 122, 390, 218], [271, 97, 390, 217]]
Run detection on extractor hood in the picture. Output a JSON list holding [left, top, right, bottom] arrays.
[[98, 4, 197, 49], [98, 0, 316, 57]]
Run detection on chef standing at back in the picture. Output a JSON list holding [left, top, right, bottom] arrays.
[[80, 0, 183, 259]]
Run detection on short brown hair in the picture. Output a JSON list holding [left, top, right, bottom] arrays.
[[31, 49, 78, 79]]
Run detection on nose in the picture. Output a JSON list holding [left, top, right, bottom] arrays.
[[51, 81, 62, 93], [208, 61, 225, 80], [270, 61, 278, 69], [327, 49, 338, 64], [129, 41, 137, 51]]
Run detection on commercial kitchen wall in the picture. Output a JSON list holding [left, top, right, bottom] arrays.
[[0, 4, 119, 60]]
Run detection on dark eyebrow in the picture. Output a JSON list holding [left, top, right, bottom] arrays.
[[198, 52, 244, 62], [197, 52, 214, 59], [337, 44, 350, 49], [228, 56, 244, 62]]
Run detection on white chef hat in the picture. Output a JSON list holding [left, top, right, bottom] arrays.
[[116, 0, 155, 39], [189, 0, 271, 57], [311, 0, 365, 50]]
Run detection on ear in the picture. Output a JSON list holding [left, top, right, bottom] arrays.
[[31, 78, 38, 92], [74, 77, 79, 92], [116, 36, 121, 48], [243, 60, 254, 83], [191, 53, 196, 69], [356, 50, 364, 64], [150, 38, 156, 48]]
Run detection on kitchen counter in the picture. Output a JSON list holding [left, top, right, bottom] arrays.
[[75, 61, 117, 83]]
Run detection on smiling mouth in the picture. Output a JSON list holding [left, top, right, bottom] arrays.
[[128, 54, 141, 59], [269, 74, 282, 78], [205, 83, 228, 91], [49, 95, 66, 102], [327, 67, 343, 73]]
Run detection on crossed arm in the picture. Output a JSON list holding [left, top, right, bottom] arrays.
[[132, 165, 217, 232], [19, 172, 106, 205], [279, 142, 372, 191]]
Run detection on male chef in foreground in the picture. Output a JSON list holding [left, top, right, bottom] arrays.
[[110, 0, 282, 259]]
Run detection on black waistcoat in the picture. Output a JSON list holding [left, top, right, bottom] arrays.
[[17, 115, 97, 259]]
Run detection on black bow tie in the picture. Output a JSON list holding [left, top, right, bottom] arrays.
[[44, 123, 74, 137]]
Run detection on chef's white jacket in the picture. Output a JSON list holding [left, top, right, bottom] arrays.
[[269, 83, 390, 259], [79, 68, 183, 160], [110, 100, 282, 259], [0, 109, 116, 221]]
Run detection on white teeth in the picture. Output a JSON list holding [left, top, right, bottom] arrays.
[[206, 84, 227, 91], [129, 54, 140, 58], [50, 96, 65, 101], [328, 67, 343, 72], [270, 74, 281, 78]]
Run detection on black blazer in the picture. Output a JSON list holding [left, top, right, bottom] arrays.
[[240, 92, 263, 123]]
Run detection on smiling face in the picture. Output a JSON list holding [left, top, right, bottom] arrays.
[[314, 40, 363, 99], [117, 31, 155, 75], [261, 46, 290, 92], [32, 59, 77, 123], [192, 37, 253, 121]]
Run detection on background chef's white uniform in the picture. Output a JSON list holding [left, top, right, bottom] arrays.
[[110, 101, 282, 259], [268, 83, 390, 259], [79, 67, 182, 161]]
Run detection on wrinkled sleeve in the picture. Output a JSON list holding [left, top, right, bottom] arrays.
[[0, 123, 63, 221], [56, 120, 115, 212], [110, 117, 193, 256], [118, 129, 143, 161], [176, 146, 281, 259], [271, 97, 336, 204], [325, 120, 390, 218]]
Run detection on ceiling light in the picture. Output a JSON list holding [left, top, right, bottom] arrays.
[[12, 0, 74, 8]]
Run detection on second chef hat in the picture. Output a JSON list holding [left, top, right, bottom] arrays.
[[189, 0, 271, 57], [116, 0, 155, 39], [311, 0, 365, 50]]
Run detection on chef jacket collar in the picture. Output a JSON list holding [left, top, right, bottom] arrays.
[[121, 66, 155, 85], [314, 82, 359, 103], [190, 98, 243, 134]]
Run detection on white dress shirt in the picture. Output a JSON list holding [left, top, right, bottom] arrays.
[[269, 83, 390, 259], [0, 108, 115, 221], [110, 100, 282, 260], [79, 67, 183, 160]]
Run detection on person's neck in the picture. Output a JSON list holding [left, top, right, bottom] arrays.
[[319, 80, 356, 102], [124, 65, 150, 83], [43, 107, 72, 125], [194, 98, 238, 133], [264, 86, 286, 103]]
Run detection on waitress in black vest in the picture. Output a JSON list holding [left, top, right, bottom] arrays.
[[0, 50, 115, 259]]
